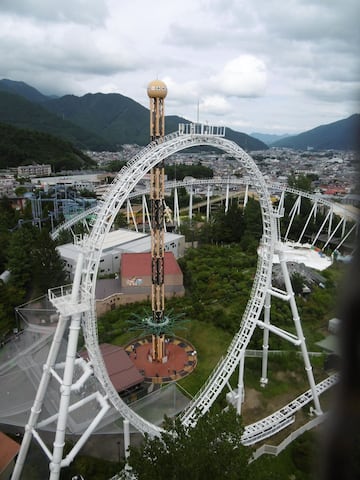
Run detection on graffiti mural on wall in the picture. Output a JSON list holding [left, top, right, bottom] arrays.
[[126, 277, 143, 287]]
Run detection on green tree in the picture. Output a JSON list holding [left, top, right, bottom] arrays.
[[105, 160, 127, 172], [243, 197, 262, 240], [0, 282, 25, 337], [215, 203, 245, 243], [31, 229, 68, 293], [0, 198, 19, 270], [291, 272, 305, 295], [114, 212, 128, 229], [165, 163, 213, 180], [6, 226, 67, 296], [288, 174, 312, 192], [290, 430, 318, 477], [6, 226, 35, 290], [15, 185, 28, 196], [123, 406, 253, 480]]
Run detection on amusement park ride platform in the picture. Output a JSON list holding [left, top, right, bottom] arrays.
[[124, 336, 197, 384]]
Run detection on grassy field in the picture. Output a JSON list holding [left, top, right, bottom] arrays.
[[175, 320, 233, 396]]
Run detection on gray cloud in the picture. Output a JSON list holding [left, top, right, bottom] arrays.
[[0, 0, 108, 26], [0, 0, 358, 133]]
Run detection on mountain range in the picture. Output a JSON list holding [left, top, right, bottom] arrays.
[[0, 79, 266, 151], [0, 78, 359, 152], [250, 132, 290, 145], [271, 114, 360, 150]]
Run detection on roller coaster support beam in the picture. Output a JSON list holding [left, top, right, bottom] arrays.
[[127, 199, 138, 232], [123, 419, 130, 460], [11, 314, 70, 480], [236, 354, 245, 415], [225, 180, 230, 213], [297, 201, 317, 244], [142, 195, 151, 233], [206, 185, 211, 222], [323, 216, 345, 251], [327, 207, 333, 238], [260, 291, 271, 387], [277, 246, 322, 415], [49, 252, 85, 479], [342, 218, 346, 238], [189, 185, 193, 224], [285, 196, 301, 241], [336, 223, 356, 251], [312, 208, 332, 246], [49, 312, 81, 479], [244, 183, 249, 208], [173, 187, 180, 228]]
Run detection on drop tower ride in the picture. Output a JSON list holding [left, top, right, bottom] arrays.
[[147, 79, 168, 362]]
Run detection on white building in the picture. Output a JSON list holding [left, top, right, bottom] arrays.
[[58, 228, 185, 279], [31, 173, 109, 192], [18, 164, 51, 177], [0, 177, 17, 197]]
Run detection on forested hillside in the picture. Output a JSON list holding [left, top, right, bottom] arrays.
[[272, 114, 360, 150], [0, 80, 268, 151], [0, 123, 96, 171], [0, 91, 110, 150]]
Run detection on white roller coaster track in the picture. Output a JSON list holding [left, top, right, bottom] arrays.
[[13, 130, 347, 480], [76, 131, 276, 436], [56, 134, 348, 435], [51, 178, 359, 241], [46, 170, 353, 441]]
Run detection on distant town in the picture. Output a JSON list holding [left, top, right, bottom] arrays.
[[1, 146, 359, 211]]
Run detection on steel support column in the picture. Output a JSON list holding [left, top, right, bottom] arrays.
[[277, 247, 322, 415], [236, 355, 245, 415], [260, 291, 271, 387]]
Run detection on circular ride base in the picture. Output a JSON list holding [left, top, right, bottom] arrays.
[[124, 336, 197, 384]]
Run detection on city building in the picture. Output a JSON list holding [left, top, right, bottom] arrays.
[[0, 176, 18, 197], [30, 172, 110, 191], [17, 164, 51, 177]]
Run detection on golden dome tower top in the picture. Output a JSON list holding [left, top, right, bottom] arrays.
[[147, 79, 168, 99]]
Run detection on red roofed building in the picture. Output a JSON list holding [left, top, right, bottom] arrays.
[[81, 344, 145, 402], [95, 252, 184, 315], [120, 251, 185, 303], [0, 432, 20, 480]]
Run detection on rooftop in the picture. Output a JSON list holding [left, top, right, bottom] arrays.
[[121, 252, 182, 277], [81, 343, 144, 392], [0, 432, 20, 473]]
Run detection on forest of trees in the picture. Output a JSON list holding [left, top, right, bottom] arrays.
[[122, 406, 270, 480], [0, 122, 96, 171], [0, 197, 67, 338], [165, 163, 214, 180]]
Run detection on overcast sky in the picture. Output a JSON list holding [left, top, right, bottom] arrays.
[[0, 0, 359, 134]]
